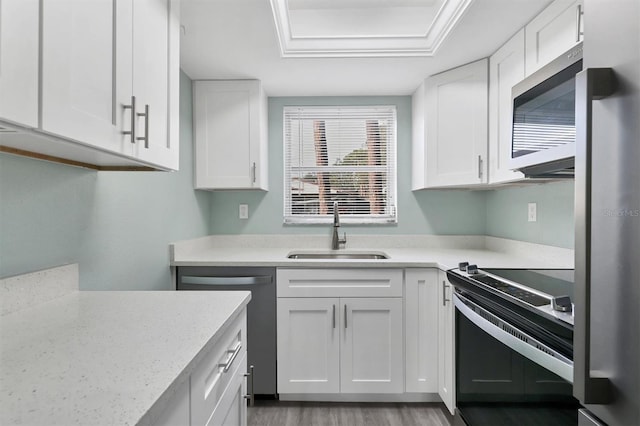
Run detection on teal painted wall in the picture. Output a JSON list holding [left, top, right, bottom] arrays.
[[208, 96, 488, 236], [0, 72, 211, 289], [485, 181, 575, 249]]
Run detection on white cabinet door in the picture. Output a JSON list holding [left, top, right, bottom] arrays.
[[207, 352, 248, 426], [131, 0, 179, 170], [277, 298, 340, 394], [525, 0, 584, 76], [488, 29, 526, 184], [437, 271, 455, 415], [194, 80, 268, 190], [41, 0, 132, 154], [419, 59, 489, 188], [404, 269, 439, 393], [0, 0, 39, 128], [340, 298, 404, 394]]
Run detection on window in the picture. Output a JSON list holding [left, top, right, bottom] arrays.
[[284, 106, 397, 224]]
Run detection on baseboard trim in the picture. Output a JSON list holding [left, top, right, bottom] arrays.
[[277, 393, 442, 403]]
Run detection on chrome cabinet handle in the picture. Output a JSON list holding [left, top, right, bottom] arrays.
[[332, 304, 336, 329], [344, 304, 347, 329], [243, 365, 254, 406], [442, 280, 451, 307], [219, 342, 242, 373], [252, 162, 257, 183], [478, 155, 483, 180], [574, 67, 616, 405], [576, 4, 584, 42], [136, 104, 149, 148], [123, 95, 136, 143]]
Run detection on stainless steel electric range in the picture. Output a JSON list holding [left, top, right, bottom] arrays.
[[447, 263, 580, 426]]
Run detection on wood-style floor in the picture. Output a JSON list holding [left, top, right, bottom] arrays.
[[248, 401, 453, 426]]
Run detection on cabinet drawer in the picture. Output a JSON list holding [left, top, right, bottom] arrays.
[[277, 269, 403, 298], [191, 311, 247, 426]]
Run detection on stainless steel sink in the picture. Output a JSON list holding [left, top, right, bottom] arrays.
[[287, 251, 389, 260]]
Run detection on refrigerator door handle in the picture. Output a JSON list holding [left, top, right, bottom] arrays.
[[574, 67, 616, 405]]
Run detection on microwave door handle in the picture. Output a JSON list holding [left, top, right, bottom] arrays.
[[574, 68, 616, 405]]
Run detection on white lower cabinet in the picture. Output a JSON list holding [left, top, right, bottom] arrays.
[[341, 298, 404, 393], [437, 270, 456, 415], [404, 269, 439, 393], [155, 309, 249, 426], [276, 269, 404, 396], [276, 297, 340, 393]]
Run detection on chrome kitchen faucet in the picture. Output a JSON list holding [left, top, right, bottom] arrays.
[[331, 201, 347, 250]]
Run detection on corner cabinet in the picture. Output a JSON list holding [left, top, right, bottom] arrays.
[[488, 29, 526, 184], [0, 0, 180, 171], [412, 59, 489, 189], [524, 0, 584, 76], [193, 80, 269, 190], [276, 269, 404, 396]]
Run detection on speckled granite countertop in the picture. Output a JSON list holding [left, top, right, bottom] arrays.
[[0, 289, 250, 426]]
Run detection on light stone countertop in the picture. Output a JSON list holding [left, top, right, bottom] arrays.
[[0, 289, 251, 426], [170, 234, 574, 270]]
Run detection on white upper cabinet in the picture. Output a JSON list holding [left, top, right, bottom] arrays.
[[525, 0, 584, 76], [193, 80, 269, 190], [41, 0, 132, 156], [412, 59, 489, 189], [131, 0, 180, 170], [0, 0, 39, 128], [488, 29, 526, 184], [1, 0, 179, 171]]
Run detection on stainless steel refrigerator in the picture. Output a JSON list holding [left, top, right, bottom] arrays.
[[574, 0, 640, 425]]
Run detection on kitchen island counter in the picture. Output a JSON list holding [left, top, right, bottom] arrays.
[[0, 270, 251, 426]]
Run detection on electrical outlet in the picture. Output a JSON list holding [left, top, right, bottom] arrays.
[[239, 204, 249, 219], [528, 203, 537, 222]]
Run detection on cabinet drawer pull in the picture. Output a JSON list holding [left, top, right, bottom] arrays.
[[252, 162, 256, 183], [442, 280, 451, 306], [332, 304, 336, 329], [219, 342, 242, 373], [123, 95, 136, 143], [243, 365, 255, 406], [136, 104, 149, 148], [478, 155, 483, 180], [576, 4, 584, 42], [344, 304, 347, 329]]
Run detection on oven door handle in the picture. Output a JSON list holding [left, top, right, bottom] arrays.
[[574, 68, 616, 405], [453, 293, 573, 383]]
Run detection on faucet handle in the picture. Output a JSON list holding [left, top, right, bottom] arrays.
[[340, 232, 347, 247]]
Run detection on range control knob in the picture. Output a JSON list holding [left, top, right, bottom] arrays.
[[467, 264, 479, 275], [552, 296, 573, 312], [458, 262, 469, 272]]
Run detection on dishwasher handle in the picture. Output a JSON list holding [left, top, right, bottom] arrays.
[[180, 275, 272, 286]]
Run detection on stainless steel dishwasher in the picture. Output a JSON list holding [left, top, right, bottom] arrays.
[[176, 266, 277, 398]]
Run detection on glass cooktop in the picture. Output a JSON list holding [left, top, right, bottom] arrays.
[[483, 269, 574, 300]]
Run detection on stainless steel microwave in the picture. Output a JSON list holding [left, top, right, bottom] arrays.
[[510, 43, 583, 177]]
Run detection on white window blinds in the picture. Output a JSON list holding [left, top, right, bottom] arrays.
[[283, 106, 397, 224]]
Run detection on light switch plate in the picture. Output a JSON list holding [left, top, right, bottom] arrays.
[[528, 202, 537, 222], [239, 204, 249, 219]]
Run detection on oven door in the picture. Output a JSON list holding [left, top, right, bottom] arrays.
[[454, 292, 573, 382]]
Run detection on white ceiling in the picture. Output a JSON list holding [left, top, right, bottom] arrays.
[[180, 0, 552, 96]]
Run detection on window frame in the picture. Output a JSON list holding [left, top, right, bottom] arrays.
[[282, 105, 398, 225]]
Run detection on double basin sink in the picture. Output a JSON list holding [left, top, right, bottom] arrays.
[[287, 251, 389, 260]]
